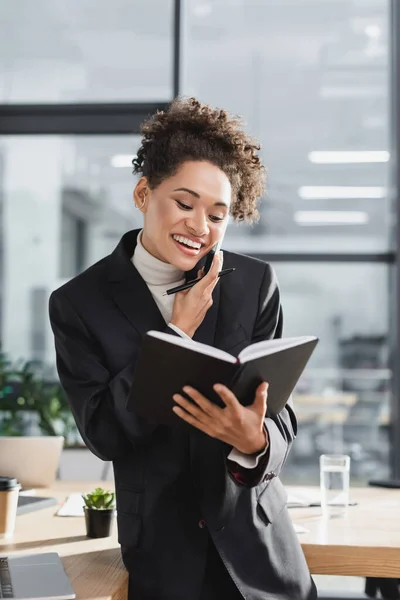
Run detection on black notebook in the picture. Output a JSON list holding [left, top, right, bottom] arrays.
[[127, 331, 318, 428]]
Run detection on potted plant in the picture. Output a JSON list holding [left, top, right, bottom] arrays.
[[0, 353, 78, 441], [82, 487, 116, 538]]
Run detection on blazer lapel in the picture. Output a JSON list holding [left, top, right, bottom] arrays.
[[107, 230, 166, 338]]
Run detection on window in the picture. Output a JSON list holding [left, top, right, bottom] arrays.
[[0, 0, 174, 103], [1, 0, 398, 481], [185, 0, 390, 253], [274, 261, 390, 484], [0, 135, 141, 371], [60, 209, 88, 279]]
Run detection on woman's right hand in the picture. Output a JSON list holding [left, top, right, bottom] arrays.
[[170, 251, 222, 338]]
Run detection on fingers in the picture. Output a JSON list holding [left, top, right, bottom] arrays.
[[252, 382, 269, 416], [172, 393, 209, 424], [184, 386, 220, 416], [257, 382, 269, 396], [172, 390, 217, 437], [213, 384, 240, 409], [172, 405, 213, 436]]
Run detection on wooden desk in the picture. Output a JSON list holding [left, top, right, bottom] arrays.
[[0, 481, 127, 600], [288, 485, 400, 578], [1, 482, 399, 599]]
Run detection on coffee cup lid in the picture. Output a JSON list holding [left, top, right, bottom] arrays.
[[0, 476, 20, 491]]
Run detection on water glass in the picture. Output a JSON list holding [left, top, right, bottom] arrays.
[[320, 454, 350, 518]]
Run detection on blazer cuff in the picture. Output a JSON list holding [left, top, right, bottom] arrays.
[[227, 428, 269, 468], [228, 416, 290, 487]]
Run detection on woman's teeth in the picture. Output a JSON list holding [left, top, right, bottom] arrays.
[[173, 235, 201, 249]]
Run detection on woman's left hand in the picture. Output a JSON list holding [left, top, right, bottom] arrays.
[[172, 382, 269, 455]]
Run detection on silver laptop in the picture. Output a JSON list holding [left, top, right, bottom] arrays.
[[0, 437, 64, 488], [0, 553, 75, 600]]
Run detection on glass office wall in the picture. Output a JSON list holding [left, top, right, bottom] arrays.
[[0, 0, 173, 103], [183, 0, 391, 482], [0, 135, 140, 369], [185, 0, 390, 254], [0, 0, 395, 483], [276, 262, 390, 483]]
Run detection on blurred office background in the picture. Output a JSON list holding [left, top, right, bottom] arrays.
[[0, 0, 398, 493]]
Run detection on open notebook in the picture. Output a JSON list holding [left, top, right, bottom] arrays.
[[127, 331, 318, 428]]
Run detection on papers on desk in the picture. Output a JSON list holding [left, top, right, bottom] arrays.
[[293, 523, 309, 534], [57, 494, 117, 517], [287, 492, 322, 508], [19, 488, 37, 496], [57, 493, 85, 516], [287, 491, 357, 508]]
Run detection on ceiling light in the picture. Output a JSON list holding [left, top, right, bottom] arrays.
[[364, 25, 381, 39], [298, 186, 386, 199], [294, 211, 369, 225], [308, 151, 389, 164]]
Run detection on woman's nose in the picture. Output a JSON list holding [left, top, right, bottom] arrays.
[[185, 214, 209, 237]]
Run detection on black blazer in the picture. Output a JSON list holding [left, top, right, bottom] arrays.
[[49, 230, 316, 600]]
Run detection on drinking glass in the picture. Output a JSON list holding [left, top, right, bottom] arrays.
[[320, 454, 350, 518]]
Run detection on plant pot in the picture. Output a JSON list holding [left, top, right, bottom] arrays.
[[84, 507, 115, 538]]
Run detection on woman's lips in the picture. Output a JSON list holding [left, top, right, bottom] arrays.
[[172, 237, 201, 256]]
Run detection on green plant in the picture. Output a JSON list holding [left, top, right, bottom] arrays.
[[0, 355, 22, 435], [0, 353, 78, 442], [82, 488, 116, 510]]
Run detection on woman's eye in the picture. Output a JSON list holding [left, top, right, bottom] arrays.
[[176, 200, 192, 210], [209, 215, 225, 223]]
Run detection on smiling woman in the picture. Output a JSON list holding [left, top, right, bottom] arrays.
[[130, 97, 265, 272], [49, 96, 317, 600], [134, 161, 231, 268]]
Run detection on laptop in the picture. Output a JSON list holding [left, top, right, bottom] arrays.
[[0, 553, 75, 599], [0, 437, 64, 488]]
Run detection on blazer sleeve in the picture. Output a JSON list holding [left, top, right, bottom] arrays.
[[49, 290, 178, 462], [226, 264, 297, 487]]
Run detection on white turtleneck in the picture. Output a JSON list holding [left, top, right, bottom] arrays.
[[131, 231, 267, 469], [131, 230, 188, 337]]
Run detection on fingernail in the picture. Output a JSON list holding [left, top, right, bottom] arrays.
[[214, 384, 223, 391]]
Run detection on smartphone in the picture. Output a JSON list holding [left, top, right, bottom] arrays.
[[204, 239, 223, 274]]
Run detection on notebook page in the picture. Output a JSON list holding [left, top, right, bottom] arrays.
[[147, 330, 237, 363], [238, 336, 317, 364]]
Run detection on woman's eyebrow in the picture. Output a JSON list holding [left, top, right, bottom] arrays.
[[173, 187, 200, 198], [173, 187, 228, 208]]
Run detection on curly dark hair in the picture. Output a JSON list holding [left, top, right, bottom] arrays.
[[132, 97, 265, 223]]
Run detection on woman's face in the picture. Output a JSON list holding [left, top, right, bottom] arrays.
[[135, 161, 231, 270]]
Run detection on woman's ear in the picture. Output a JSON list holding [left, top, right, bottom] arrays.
[[133, 177, 149, 213]]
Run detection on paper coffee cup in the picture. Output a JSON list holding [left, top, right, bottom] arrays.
[[0, 476, 20, 539]]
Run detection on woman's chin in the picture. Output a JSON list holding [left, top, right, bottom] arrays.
[[171, 256, 199, 272], [168, 250, 200, 271]]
